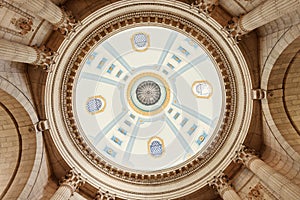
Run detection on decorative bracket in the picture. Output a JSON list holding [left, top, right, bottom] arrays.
[[252, 89, 267, 100], [34, 119, 50, 132]]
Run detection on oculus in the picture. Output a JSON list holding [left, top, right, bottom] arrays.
[[136, 80, 161, 106]]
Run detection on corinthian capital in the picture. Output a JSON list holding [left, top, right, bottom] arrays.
[[95, 188, 116, 200], [59, 169, 85, 193], [191, 0, 219, 16], [232, 145, 258, 167], [224, 15, 249, 42], [208, 171, 232, 196], [54, 8, 80, 37], [32, 45, 57, 72]]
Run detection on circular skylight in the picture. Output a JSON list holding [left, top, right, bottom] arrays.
[[74, 26, 225, 172]]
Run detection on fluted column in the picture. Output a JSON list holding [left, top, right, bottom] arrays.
[[208, 171, 242, 200], [94, 188, 116, 200], [12, 0, 78, 36], [50, 169, 85, 200], [225, 0, 300, 41], [233, 145, 300, 200], [0, 39, 56, 71], [190, 0, 219, 16]]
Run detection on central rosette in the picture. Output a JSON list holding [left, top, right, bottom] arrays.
[[127, 72, 170, 116], [136, 80, 161, 105]]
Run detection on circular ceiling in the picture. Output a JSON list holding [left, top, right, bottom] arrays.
[[45, 1, 253, 199], [74, 26, 225, 172]]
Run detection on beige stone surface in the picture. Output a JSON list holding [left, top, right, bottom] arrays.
[[0, 0, 300, 199]]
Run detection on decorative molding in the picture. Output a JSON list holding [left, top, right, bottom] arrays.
[[53, 7, 80, 37], [190, 0, 219, 16], [0, 0, 34, 19], [34, 119, 50, 132], [208, 171, 233, 196], [59, 169, 85, 193], [232, 145, 258, 167], [95, 188, 116, 200], [11, 17, 33, 35], [32, 45, 57, 72], [0, 26, 22, 37], [224, 15, 249, 42], [251, 89, 266, 100], [61, 11, 237, 184], [246, 183, 265, 200]]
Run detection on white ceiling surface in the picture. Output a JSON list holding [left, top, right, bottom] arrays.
[[74, 26, 225, 172]]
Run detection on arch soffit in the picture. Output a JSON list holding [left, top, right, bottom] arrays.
[[261, 26, 300, 161], [0, 76, 44, 199]]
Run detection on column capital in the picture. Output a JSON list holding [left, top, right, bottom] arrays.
[[232, 145, 258, 167], [59, 169, 85, 194], [224, 15, 249, 42], [53, 8, 80, 37], [95, 188, 116, 200], [190, 0, 219, 16], [208, 171, 233, 196], [32, 45, 57, 72]]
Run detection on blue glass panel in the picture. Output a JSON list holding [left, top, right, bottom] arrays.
[[111, 136, 122, 146], [150, 140, 163, 157], [104, 146, 117, 157], [86, 98, 102, 113], [187, 124, 197, 135], [97, 57, 108, 69]]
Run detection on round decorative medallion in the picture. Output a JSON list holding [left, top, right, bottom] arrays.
[[127, 72, 170, 116], [136, 81, 161, 106]]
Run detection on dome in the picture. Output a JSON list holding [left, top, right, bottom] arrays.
[[74, 26, 225, 172], [45, 1, 252, 198]]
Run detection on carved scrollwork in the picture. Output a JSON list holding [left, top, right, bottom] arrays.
[[208, 171, 233, 196], [224, 16, 249, 42], [59, 169, 85, 193], [32, 45, 57, 72], [191, 0, 219, 16], [95, 188, 116, 200], [53, 8, 80, 37], [232, 145, 258, 167]]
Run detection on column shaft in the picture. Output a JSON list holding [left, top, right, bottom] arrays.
[[50, 185, 73, 200], [241, 0, 300, 32], [0, 39, 38, 64], [12, 0, 63, 25], [249, 158, 300, 200]]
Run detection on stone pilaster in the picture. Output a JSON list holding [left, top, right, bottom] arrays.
[[50, 169, 85, 200], [225, 0, 300, 42], [0, 39, 56, 71], [12, 0, 79, 36], [233, 145, 300, 200]]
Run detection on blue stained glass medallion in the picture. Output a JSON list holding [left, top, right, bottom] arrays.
[[131, 32, 150, 52], [86, 96, 106, 114], [148, 137, 164, 157]]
